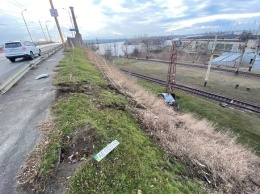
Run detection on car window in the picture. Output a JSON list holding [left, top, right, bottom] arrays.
[[29, 42, 35, 46], [5, 42, 22, 48], [24, 42, 30, 46], [165, 94, 174, 102]]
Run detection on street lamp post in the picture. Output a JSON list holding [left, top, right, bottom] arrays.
[[21, 9, 34, 43], [49, 0, 67, 51], [45, 21, 52, 42], [63, 8, 74, 37], [39, 20, 47, 42]]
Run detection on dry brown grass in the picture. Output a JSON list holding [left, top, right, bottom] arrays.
[[86, 48, 259, 191]]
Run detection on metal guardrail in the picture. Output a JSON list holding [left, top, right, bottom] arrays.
[[0, 44, 63, 94]]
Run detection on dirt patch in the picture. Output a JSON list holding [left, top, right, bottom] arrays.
[[57, 82, 94, 95], [44, 127, 99, 194], [95, 102, 127, 111], [60, 125, 99, 167], [16, 118, 100, 194]]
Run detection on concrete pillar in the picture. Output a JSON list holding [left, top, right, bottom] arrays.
[[69, 6, 83, 46]]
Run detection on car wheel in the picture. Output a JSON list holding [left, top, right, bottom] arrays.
[[38, 49, 41, 56], [9, 58, 15, 62], [30, 51, 34, 60]]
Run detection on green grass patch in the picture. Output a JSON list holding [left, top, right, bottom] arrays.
[[40, 131, 61, 174], [54, 47, 105, 85], [44, 47, 206, 193], [62, 93, 204, 194], [137, 80, 260, 152]]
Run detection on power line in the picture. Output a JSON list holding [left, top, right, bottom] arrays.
[[0, 9, 20, 14], [2, 4, 70, 29], [0, 20, 45, 30], [0, 12, 23, 20], [11, 0, 26, 8], [5, 0, 24, 10], [3, 0, 45, 21], [0, 10, 44, 26]]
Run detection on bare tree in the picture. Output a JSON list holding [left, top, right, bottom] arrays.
[[104, 44, 112, 59], [141, 35, 152, 56], [133, 47, 139, 57], [104, 49, 112, 59], [120, 39, 129, 57]]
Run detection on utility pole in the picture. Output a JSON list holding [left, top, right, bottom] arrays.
[[236, 37, 249, 75], [248, 36, 259, 71], [204, 35, 217, 86], [249, 25, 260, 71], [114, 42, 117, 57], [45, 21, 52, 42], [49, 0, 67, 51], [39, 20, 47, 42], [125, 36, 128, 57], [165, 41, 177, 93], [96, 37, 99, 50], [21, 9, 33, 43]]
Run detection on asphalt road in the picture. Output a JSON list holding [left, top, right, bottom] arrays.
[[0, 49, 64, 194], [0, 43, 60, 84]]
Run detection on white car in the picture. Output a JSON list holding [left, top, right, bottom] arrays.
[[4, 41, 41, 62], [158, 92, 179, 110]]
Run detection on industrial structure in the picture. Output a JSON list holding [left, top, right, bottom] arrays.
[[165, 41, 177, 94], [67, 6, 83, 47]]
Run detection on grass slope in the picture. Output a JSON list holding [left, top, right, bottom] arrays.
[[42, 47, 205, 193]]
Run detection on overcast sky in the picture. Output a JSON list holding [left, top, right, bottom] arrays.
[[0, 0, 260, 43]]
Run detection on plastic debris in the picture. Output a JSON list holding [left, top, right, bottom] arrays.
[[35, 73, 49, 80], [219, 102, 228, 108], [67, 152, 80, 163]]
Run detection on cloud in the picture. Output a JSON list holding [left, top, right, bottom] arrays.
[[200, 26, 220, 29], [164, 12, 260, 32], [0, 0, 260, 42]]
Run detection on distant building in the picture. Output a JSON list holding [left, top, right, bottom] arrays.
[[212, 51, 260, 69], [212, 53, 241, 67], [164, 38, 183, 47]]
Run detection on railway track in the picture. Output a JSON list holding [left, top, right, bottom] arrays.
[[121, 70, 260, 114], [127, 57, 260, 78]]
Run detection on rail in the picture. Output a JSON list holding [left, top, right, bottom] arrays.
[[121, 70, 260, 115], [0, 44, 63, 94]]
